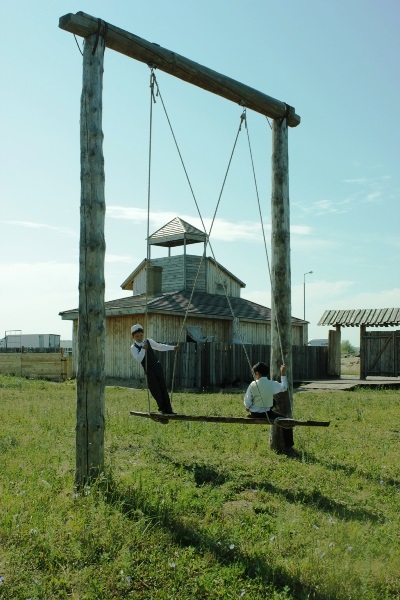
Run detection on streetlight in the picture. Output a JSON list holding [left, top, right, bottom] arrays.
[[303, 271, 313, 321]]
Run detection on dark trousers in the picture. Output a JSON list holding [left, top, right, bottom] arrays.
[[145, 362, 173, 413], [250, 409, 294, 448]]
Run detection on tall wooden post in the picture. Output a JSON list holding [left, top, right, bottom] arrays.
[[75, 31, 106, 487], [270, 117, 293, 453]]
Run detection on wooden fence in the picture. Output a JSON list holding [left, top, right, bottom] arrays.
[[0, 344, 327, 387], [4, 335, 398, 384], [0, 353, 72, 381], [158, 343, 328, 388], [361, 330, 400, 378]]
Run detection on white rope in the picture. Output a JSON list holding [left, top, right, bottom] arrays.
[[144, 69, 157, 414], [150, 74, 250, 397], [146, 72, 284, 420], [244, 114, 285, 365]]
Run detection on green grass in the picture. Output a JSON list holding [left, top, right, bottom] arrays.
[[0, 375, 399, 599]]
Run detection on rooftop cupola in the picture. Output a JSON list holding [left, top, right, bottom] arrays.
[[148, 217, 207, 257]]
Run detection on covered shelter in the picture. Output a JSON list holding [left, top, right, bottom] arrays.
[[318, 308, 400, 378]]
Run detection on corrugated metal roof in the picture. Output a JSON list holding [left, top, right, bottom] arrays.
[[148, 217, 207, 247], [60, 290, 304, 324], [318, 308, 400, 327]]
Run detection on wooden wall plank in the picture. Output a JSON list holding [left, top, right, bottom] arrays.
[[0, 354, 72, 380]]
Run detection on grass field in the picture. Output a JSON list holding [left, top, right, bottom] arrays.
[[0, 375, 399, 599]]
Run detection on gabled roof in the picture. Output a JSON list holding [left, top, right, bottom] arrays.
[[318, 308, 400, 328], [207, 257, 245, 288], [148, 217, 207, 247], [120, 259, 146, 291], [60, 290, 304, 324]]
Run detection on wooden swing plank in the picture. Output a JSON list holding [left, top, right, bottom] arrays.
[[130, 411, 330, 427]]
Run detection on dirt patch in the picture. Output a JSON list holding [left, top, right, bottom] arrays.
[[222, 489, 260, 516]]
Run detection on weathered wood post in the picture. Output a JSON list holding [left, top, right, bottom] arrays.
[[75, 28, 106, 487], [270, 116, 293, 453], [360, 324, 366, 379], [328, 326, 341, 378]]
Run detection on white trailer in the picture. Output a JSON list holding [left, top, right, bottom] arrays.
[[1, 334, 61, 352]]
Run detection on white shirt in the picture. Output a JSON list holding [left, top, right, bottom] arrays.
[[130, 338, 175, 362], [244, 376, 288, 412]]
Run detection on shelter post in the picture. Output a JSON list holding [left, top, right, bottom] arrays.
[[328, 326, 341, 377], [270, 117, 293, 453], [360, 324, 366, 379], [75, 30, 106, 487]]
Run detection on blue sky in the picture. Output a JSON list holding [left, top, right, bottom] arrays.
[[1, 0, 399, 347]]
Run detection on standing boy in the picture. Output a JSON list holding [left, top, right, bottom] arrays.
[[130, 324, 178, 414], [244, 362, 298, 456]]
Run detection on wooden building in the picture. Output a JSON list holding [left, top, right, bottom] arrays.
[[60, 217, 307, 383]]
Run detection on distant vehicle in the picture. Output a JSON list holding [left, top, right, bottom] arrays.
[[308, 339, 328, 347]]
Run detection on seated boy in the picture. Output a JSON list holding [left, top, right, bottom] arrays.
[[244, 362, 298, 456]]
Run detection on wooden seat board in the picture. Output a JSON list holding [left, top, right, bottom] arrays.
[[130, 411, 330, 427]]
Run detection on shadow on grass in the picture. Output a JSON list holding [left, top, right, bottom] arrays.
[[190, 462, 228, 486], [151, 450, 384, 523], [255, 479, 383, 524], [302, 451, 400, 489], [156, 452, 229, 486], [102, 477, 333, 600]]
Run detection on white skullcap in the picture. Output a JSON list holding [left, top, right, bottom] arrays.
[[131, 324, 144, 334]]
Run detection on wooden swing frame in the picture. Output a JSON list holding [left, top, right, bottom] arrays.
[[59, 12, 317, 484]]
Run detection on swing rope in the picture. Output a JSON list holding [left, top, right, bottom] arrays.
[[145, 70, 285, 420], [243, 116, 285, 365], [169, 109, 248, 398], [149, 72, 257, 398], [143, 69, 158, 414]]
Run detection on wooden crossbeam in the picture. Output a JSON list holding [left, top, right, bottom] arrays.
[[130, 411, 330, 427], [59, 12, 300, 126]]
